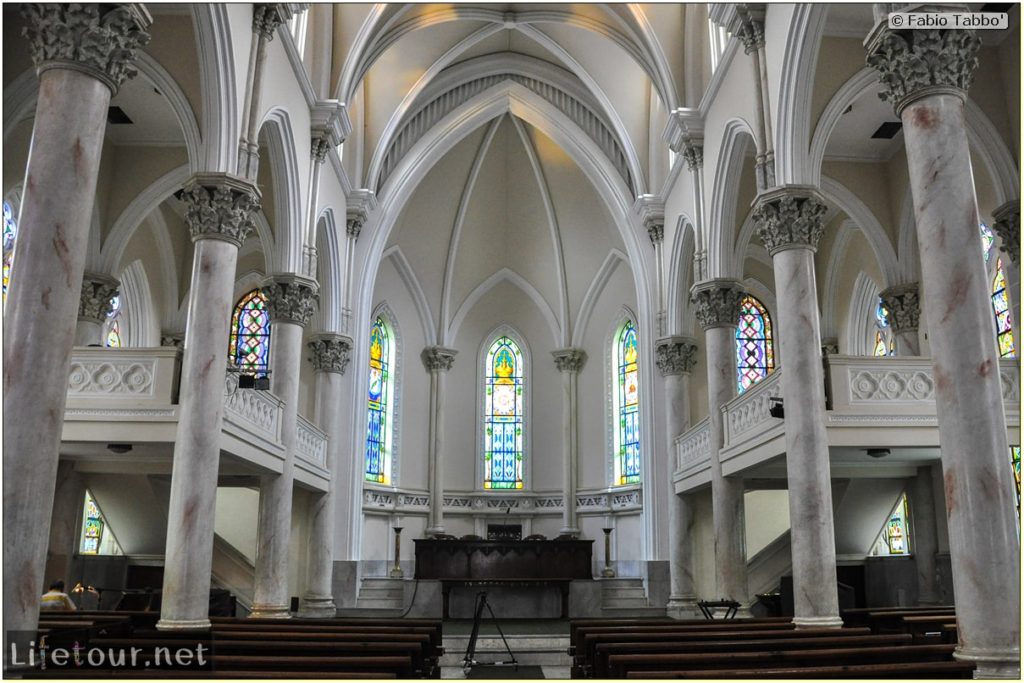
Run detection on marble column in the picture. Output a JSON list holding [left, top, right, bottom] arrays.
[[656, 336, 699, 618], [880, 283, 922, 356], [553, 349, 587, 536], [908, 466, 940, 605], [752, 186, 841, 629], [157, 174, 261, 631], [75, 273, 119, 346], [422, 347, 456, 536], [251, 275, 319, 619], [3, 4, 150, 645], [866, 16, 1019, 676], [300, 333, 352, 617], [992, 200, 1020, 354], [690, 281, 749, 609]]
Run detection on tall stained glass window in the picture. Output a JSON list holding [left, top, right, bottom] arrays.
[[873, 298, 895, 357], [736, 295, 775, 393], [614, 320, 641, 486], [1011, 446, 1021, 518], [80, 491, 106, 555], [3, 200, 17, 307], [106, 295, 122, 348], [484, 336, 524, 489], [366, 317, 394, 484], [229, 290, 271, 377], [981, 223, 1016, 358], [872, 493, 911, 556]]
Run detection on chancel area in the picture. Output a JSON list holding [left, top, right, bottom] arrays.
[[2, 2, 1021, 680]]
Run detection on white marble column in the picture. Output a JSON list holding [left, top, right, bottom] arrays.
[[908, 466, 940, 605], [867, 16, 1019, 676], [880, 283, 922, 356], [752, 186, 842, 629], [300, 333, 352, 617], [553, 349, 587, 536], [3, 4, 150, 645], [75, 273, 120, 346], [422, 347, 456, 536], [690, 281, 749, 609], [656, 337, 700, 618], [251, 275, 318, 619], [158, 174, 261, 631], [992, 200, 1020, 353]]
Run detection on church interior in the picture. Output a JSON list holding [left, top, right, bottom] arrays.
[[2, 2, 1021, 679]]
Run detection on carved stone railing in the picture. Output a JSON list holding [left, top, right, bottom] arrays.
[[723, 370, 784, 450], [66, 346, 182, 407], [296, 414, 328, 469], [363, 485, 642, 516], [222, 372, 283, 450], [675, 417, 710, 475]]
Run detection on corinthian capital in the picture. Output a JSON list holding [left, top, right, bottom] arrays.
[[78, 272, 120, 323], [552, 348, 587, 373], [682, 142, 703, 172], [880, 282, 921, 333], [178, 173, 261, 247], [21, 3, 152, 95], [311, 131, 333, 163], [307, 333, 353, 374], [752, 185, 828, 255], [261, 274, 319, 327], [736, 18, 765, 54], [655, 336, 698, 376], [864, 7, 981, 114], [992, 200, 1020, 267], [421, 346, 457, 372], [252, 4, 294, 40], [690, 279, 746, 330]]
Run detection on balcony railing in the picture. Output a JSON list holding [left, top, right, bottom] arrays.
[[675, 417, 711, 476]]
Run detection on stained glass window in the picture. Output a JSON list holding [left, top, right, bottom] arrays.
[[106, 295, 122, 348], [873, 298, 895, 357], [80, 491, 105, 555], [366, 317, 393, 484], [872, 493, 911, 556], [615, 320, 641, 486], [980, 222, 995, 261], [229, 290, 271, 377], [1011, 446, 1021, 518], [736, 295, 775, 393], [484, 336, 524, 489], [992, 259, 1015, 358], [3, 200, 17, 307]]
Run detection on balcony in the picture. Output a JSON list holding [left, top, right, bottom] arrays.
[[674, 356, 1020, 492], [61, 347, 329, 491]]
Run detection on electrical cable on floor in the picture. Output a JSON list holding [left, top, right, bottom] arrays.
[[399, 578, 420, 617]]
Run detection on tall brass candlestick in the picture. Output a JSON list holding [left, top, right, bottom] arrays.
[[602, 527, 616, 577], [390, 526, 404, 578]]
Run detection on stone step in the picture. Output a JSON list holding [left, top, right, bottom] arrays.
[[601, 605, 669, 618], [441, 636, 571, 667]]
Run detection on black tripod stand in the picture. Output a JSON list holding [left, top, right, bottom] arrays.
[[462, 591, 518, 675]]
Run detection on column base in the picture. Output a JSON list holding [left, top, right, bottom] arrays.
[[666, 596, 700, 619], [297, 595, 337, 619], [559, 526, 580, 537], [792, 615, 844, 629], [425, 526, 446, 537], [389, 566, 405, 578], [155, 618, 212, 631], [248, 603, 292, 619], [954, 646, 1021, 679]]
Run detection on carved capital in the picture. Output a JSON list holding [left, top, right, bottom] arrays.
[[21, 3, 152, 95], [821, 337, 840, 356], [682, 142, 703, 171], [736, 18, 765, 54], [552, 348, 587, 374], [880, 282, 922, 333], [307, 333, 353, 374], [690, 279, 746, 330], [992, 200, 1020, 267], [655, 336, 698, 376], [161, 331, 184, 349], [311, 131, 332, 163], [261, 274, 319, 327], [647, 220, 664, 246], [421, 346, 457, 372], [252, 4, 293, 40], [345, 215, 364, 239], [864, 8, 981, 114], [178, 173, 261, 247], [752, 185, 828, 255], [78, 272, 120, 323]]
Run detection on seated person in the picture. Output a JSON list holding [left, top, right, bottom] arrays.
[[40, 580, 77, 611]]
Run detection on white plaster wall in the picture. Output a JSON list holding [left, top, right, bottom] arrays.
[[744, 489, 790, 559], [214, 487, 259, 564]]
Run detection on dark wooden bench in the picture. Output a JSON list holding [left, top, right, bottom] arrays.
[[569, 617, 790, 654], [867, 610, 955, 635], [841, 605, 954, 629], [901, 614, 958, 642], [625, 660, 976, 679]]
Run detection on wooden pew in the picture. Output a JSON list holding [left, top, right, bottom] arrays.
[[569, 617, 789, 655], [867, 610, 955, 635], [901, 614, 958, 643], [625, 660, 976, 679], [840, 605, 954, 629]]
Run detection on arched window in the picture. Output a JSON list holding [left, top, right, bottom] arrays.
[[736, 295, 775, 393], [3, 200, 18, 307], [614, 320, 641, 486], [871, 493, 911, 556], [873, 298, 895, 357], [366, 317, 394, 484], [981, 223, 1016, 358], [484, 335, 524, 490], [1011, 446, 1021, 519], [229, 289, 271, 377], [106, 295, 122, 348]]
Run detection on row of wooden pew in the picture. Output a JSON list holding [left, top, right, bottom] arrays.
[[17, 612, 444, 679], [569, 606, 967, 679]]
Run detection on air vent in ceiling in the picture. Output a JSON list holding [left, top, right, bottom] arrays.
[[871, 122, 902, 140], [107, 106, 133, 125]]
